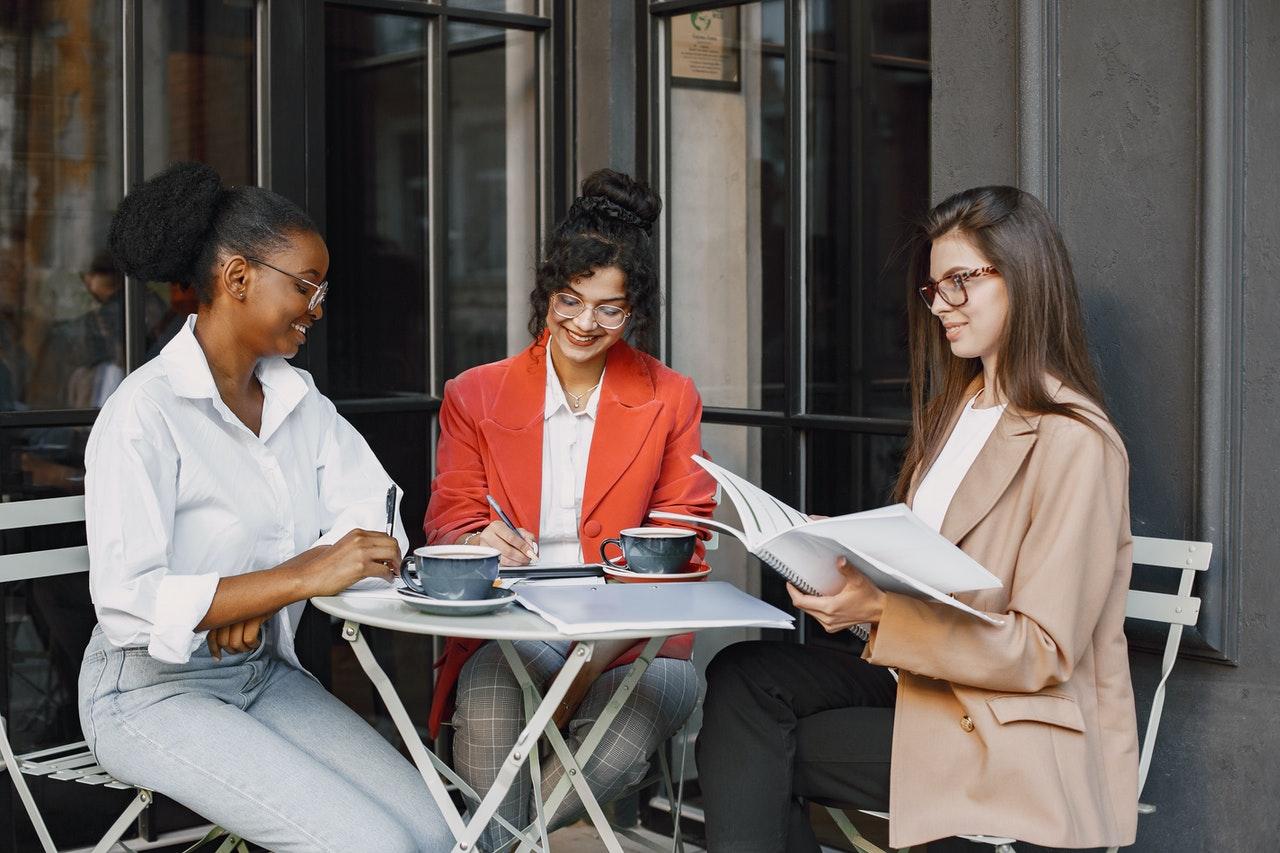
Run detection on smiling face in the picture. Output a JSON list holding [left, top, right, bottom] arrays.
[[928, 231, 1008, 372], [544, 266, 630, 370], [232, 229, 329, 359]]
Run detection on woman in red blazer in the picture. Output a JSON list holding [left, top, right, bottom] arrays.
[[424, 170, 716, 850]]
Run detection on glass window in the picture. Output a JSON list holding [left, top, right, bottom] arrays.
[[444, 22, 538, 382], [138, 0, 258, 362], [806, 429, 907, 517], [0, 1, 124, 414], [324, 8, 429, 399], [805, 0, 927, 418], [871, 0, 929, 61], [668, 1, 786, 411]]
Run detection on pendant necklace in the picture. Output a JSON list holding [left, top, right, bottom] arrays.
[[565, 382, 600, 410]]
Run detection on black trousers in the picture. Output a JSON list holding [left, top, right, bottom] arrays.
[[697, 641, 1100, 853]]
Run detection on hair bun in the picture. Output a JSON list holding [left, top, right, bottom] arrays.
[[579, 169, 662, 227], [108, 161, 224, 284]]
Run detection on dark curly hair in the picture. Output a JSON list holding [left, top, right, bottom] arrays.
[[529, 169, 662, 350], [107, 161, 316, 303]]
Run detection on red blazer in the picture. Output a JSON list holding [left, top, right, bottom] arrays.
[[424, 333, 717, 736]]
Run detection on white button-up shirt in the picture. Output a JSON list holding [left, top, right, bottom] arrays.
[[537, 349, 602, 564], [84, 315, 408, 666]]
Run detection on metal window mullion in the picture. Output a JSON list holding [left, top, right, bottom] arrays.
[[657, 13, 672, 365], [786, 0, 807, 416], [256, 0, 271, 188], [122, 0, 145, 374], [428, 12, 446, 395]]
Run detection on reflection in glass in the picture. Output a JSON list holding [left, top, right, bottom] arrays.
[[0, 1, 123, 414], [138, 0, 258, 362], [805, 0, 928, 418], [448, 0, 538, 13], [325, 8, 429, 399], [669, 1, 786, 411], [445, 22, 538, 382]]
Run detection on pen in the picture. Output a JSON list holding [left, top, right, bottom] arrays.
[[486, 493, 538, 558], [385, 485, 397, 537]]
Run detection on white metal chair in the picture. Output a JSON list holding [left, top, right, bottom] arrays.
[[0, 495, 245, 853], [824, 534, 1212, 853]]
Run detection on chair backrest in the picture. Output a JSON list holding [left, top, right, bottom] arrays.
[[1124, 535, 1212, 798], [0, 496, 89, 583]]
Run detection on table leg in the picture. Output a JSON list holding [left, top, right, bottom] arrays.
[[512, 635, 667, 853], [342, 622, 468, 842], [498, 642, 552, 853], [453, 642, 594, 853]]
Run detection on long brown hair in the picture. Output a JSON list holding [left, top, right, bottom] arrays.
[[894, 186, 1108, 501]]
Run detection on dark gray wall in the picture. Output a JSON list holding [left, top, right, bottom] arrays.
[[933, 1, 1279, 849]]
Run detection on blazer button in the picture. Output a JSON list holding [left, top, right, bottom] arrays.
[[960, 715, 975, 733], [583, 520, 602, 538]]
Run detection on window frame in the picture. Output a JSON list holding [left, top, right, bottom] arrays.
[[644, 0, 929, 640]]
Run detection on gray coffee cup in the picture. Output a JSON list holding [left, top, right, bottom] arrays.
[[599, 526, 697, 574], [399, 545, 501, 600]]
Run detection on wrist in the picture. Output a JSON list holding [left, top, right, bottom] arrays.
[[459, 529, 482, 546], [284, 547, 326, 598]]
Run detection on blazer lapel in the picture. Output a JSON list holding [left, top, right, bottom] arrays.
[[477, 340, 546, 532], [937, 410, 1041, 545], [581, 341, 661, 522]]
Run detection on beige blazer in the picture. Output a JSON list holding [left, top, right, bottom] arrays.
[[863, 378, 1139, 849]]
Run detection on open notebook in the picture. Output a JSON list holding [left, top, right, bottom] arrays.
[[651, 456, 1004, 638]]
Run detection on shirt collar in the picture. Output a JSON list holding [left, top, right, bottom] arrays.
[[160, 315, 309, 436], [544, 345, 602, 420]]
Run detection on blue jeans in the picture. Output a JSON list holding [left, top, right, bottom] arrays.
[[78, 625, 452, 852]]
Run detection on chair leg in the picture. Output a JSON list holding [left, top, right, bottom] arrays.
[[0, 715, 59, 853], [656, 745, 683, 853], [825, 806, 890, 853], [89, 788, 151, 853]]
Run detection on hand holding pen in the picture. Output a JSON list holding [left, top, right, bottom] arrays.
[[465, 494, 539, 566]]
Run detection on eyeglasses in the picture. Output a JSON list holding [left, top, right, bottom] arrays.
[[918, 265, 999, 307], [551, 291, 630, 330], [245, 256, 328, 313]]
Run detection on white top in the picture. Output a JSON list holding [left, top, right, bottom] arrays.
[[912, 394, 1007, 533], [537, 349, 602, 564], [84, 315, 409, 666]]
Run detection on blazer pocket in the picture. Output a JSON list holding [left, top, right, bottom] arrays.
[[986, 693, 1086, 732]]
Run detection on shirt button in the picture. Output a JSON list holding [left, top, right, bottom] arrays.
[[960, 715, 975, 733], [583, 520, 602, 538]]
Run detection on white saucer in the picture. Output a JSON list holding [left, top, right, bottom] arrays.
[[395, 587, 516, 616], [602, 564, 712, 583]]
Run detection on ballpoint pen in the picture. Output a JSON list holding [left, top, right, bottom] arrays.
[[486, 493, 538, 558], [384, 484, 397, 537]]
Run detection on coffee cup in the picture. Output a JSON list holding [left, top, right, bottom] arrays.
[[599, 527, 697, 574], [399, 545, 501, 600]]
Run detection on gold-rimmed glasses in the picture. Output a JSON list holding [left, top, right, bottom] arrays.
[[918, 265, 999, 307], [551, 291, 630, 330]]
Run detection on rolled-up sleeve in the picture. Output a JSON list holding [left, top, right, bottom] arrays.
[[86, 407, 219, 664], [310, 395, 410, 560]]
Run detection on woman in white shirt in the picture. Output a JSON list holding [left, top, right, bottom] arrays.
[[423, 170, 717, 851], [78, 162, 451, 852], [698, 186, 1137, 852]]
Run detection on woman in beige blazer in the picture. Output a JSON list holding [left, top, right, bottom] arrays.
[[698, 186, 1138, 852]]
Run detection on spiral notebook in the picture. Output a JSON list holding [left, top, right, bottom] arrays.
[[651, 456, 1004, 639]]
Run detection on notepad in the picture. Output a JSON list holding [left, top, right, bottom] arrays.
[[651, 456, 1005, 636]]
